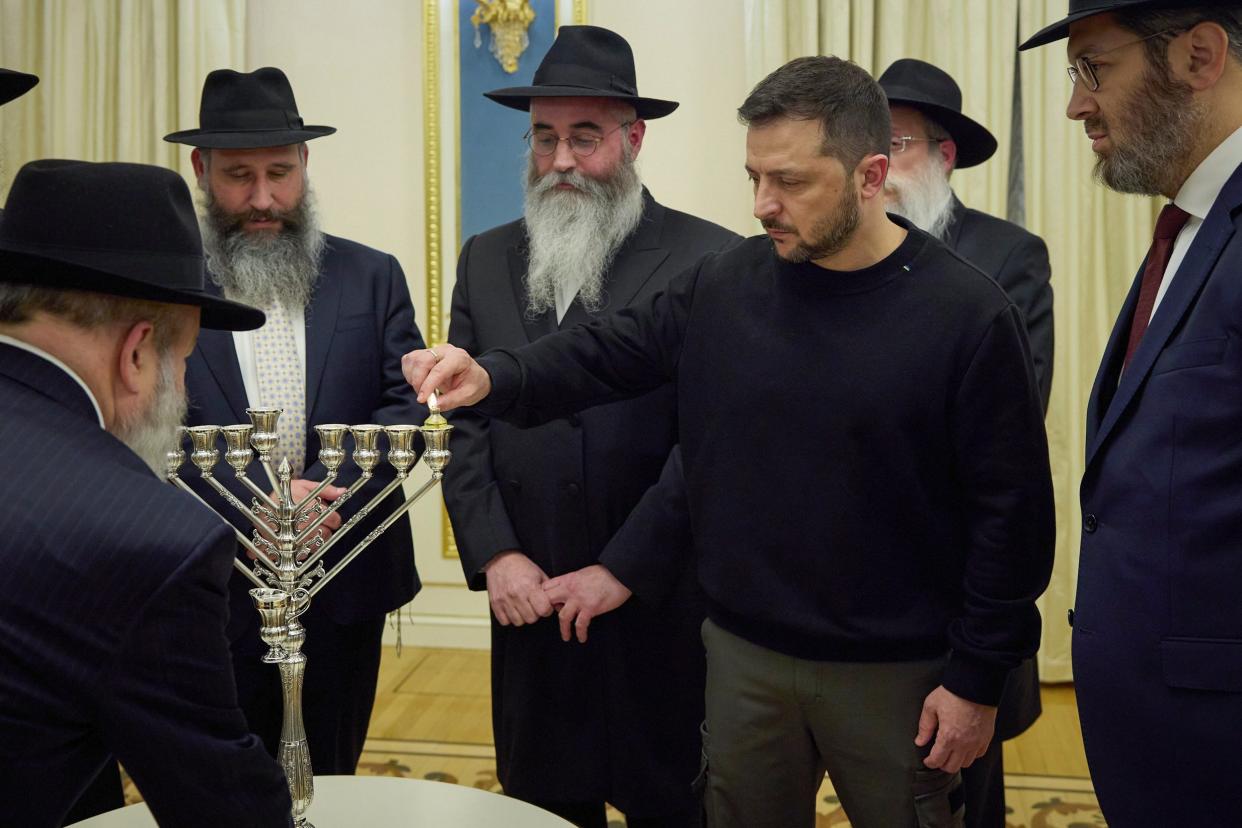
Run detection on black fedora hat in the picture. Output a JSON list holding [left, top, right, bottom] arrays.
[[0, 160, 264, 331], [485, 25, 678, 119], [878, 59, 998, 169], [163, 67, 335, 148], [0, 68, 38, 106], [1020, 0, 1218, 50]]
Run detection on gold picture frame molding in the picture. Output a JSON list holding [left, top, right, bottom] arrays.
[[423, 0, 588, 559]]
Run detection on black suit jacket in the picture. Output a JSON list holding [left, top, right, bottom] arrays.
[[183, 234, 426, 634], [0, 344, 291, 827], [944, 195, 1054, 411], [444, 190, 738, 812]]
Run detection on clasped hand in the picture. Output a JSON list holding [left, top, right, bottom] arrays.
[[484, 555, 632, 644]]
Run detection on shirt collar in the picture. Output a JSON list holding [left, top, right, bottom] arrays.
[[1174, 125, 1242, 220], [0, 333, 106, 428]]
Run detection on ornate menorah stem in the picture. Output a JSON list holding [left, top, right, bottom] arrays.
[[292, 472, 375, 550], [167, 408, 451, 828], [306, 475, 440, 600]]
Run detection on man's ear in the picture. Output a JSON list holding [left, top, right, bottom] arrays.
[[1178, 21, 1230, 91], [627, 118, 647, 161], [191, 148, 207, 182], [857, 152, 891, 200], [117, 320, 156, 395], [938, 138, 958, 175]]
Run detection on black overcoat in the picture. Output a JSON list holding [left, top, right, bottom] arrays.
[[444, 190, 737, 815]]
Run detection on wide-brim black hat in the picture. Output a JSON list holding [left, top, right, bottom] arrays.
[[878, 59, 997, 169], [0, 68, 38, 106], [164, 66, 335, 148], [0, 159, 264, 331], [485, 25, 678, 119], [1020, 0, 1212, 50]]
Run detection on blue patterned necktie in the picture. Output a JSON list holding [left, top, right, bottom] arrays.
[[252, 300, 306, 476]]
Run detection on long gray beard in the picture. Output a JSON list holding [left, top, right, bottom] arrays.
[[885, 161, 955, 240], [200, 186, 326, 310], [114, 352, 188, 475], [521, 150, 644, 318]]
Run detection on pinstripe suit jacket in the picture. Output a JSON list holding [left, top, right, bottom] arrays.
[[0, 343, 291, 827]]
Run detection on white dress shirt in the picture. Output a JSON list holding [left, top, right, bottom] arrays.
[[1149, 125, 1242, 319], [230, 304, 307, 408], [0, 333, 105, 427]]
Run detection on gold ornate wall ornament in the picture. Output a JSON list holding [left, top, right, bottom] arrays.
[[471, 0, 537, 74]]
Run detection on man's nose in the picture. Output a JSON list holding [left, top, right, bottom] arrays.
[[551, 139, 577, 173]]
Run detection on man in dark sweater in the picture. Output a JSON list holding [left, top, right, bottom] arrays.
[[880, 57, 1054, 828], [403, 56, 1055, 828]]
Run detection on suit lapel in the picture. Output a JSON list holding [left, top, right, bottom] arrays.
[[559, 190, 670, 329], [305, 257, 342, 424], [507, 243, 557, 342], [942, 195, 968, 249], [194, 329, 250, 423], [1086, 164, 1242, 468]]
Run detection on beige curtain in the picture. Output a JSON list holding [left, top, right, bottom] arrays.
[[0, 0, 245, 197], [742, 0, 1163, 681]]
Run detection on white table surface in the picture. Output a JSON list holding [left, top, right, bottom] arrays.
[[68, 775, 577, 828]]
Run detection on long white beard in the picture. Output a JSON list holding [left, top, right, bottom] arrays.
[[114, 352, 188, 475], [201, 186, 326, 310], [521, 150, 645, 318], [885, 160, 956, 241]]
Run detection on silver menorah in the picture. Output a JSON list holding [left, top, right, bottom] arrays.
[[164, 404, 452, 828]]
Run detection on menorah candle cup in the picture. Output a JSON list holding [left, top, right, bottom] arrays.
[[247, 408, 282, 459], [165, 428, 187, 477], [187, 426, 221, 474], [419, 414, 453, 474], [350, 425, 383, 474], [250, 587, 291, 664], [384, 425, 419, 475], [222, 425, 255, 473], [313, 425, 350, 474]]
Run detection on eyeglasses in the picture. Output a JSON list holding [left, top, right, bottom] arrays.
[[890, 136, 943, 154], [1067, 28, 1184, 92], [525, 121, 632, 157]]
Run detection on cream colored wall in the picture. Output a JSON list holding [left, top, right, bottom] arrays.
[[243, 0, 754, 649], [590, 1, 756, 236]]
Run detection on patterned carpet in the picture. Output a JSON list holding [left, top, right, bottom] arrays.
[[120, 737, 1104, 825], [355, 738, 1106, 827]]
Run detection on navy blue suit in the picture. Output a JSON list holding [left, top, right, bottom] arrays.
[[0, 343, 291, 827], [183, 234, 426, 774], [1076, 162, 1242, 826]]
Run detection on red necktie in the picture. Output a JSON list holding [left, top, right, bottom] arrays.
[[1124, 203, 1192, 367]]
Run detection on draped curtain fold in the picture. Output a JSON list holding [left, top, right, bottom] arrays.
[[742, 0, 1164, 682], [0, 0, 245, 196]]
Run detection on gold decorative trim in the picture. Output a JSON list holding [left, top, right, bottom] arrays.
[[573, 0, 587, 24], [424, 1, 460, 560], [423, 0, 442, 347]]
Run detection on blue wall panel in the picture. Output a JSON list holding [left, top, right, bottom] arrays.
[[458, 0, 557, 242]]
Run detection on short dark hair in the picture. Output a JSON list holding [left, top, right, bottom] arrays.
[[738, 56, 890, 168], [1115, 5, 1242, 68]]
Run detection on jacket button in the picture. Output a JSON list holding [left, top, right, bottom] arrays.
[[1067, 609, 1075, 628], [566, 483, 581, 495], [1083, 513, 1098, 533]]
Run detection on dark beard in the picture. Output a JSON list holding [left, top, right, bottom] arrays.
[[1092, 60, 1202, 196], [200, 187, 326, 309], [766, 181, 861, 263]]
